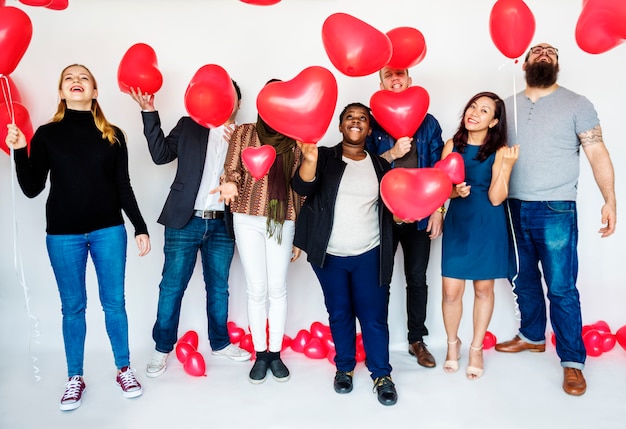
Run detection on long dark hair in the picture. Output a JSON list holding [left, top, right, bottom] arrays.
[[452, 91, 507, 162]]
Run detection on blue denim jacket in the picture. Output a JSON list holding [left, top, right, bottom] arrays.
[[366, 113, 444, 230]]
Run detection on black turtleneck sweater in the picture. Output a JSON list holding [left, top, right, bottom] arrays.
[[14, 109, 148, 236]]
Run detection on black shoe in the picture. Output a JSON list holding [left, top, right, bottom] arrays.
[[249, 351, 269, 384], [333, 370, 354, 394], [268, 351, 290, 382], [373, 375, 397, 406]]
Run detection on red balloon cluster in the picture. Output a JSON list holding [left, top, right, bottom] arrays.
[[117, 43, 163, 95], [1, 77, 33, 156], [370, 86, 430, 141], [175, 330, 206, 376], [290, 322, 365, 365], [227, 321, 292, 359], [489, 0, 536, 59], [184, 64, 235, 129], [576, 0, 626, 54], [434, 152, 465, 184], [551, 320, 623, 358]]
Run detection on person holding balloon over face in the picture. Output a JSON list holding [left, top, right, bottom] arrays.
[[128, 80, 252, 380], [366, 66, 444, 368], [495, 43, 617, 396], [212, 79, 303, 384], [293, 103, 397, 406], [5, 64, 151, 411], [440, 91, 518, 380]]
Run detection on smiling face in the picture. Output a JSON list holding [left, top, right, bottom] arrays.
[[379, 66, 412, 93], [339, 105, 371, 146], [463, 96, 498, 135], [523, 43, 559, 87], [58, 65, 98, 110]]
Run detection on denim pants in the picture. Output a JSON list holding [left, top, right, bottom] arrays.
[[393, 223, 431, 344], [312, 247, 393, 380], [233, 213, 295, 353], [46, 224, 130, 376], [152, 217, 235, 353], [507, 199, 585, 368]]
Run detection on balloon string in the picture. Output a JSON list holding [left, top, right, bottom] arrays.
[[2, 75, 42, 382], [508, 68, 521, 322]]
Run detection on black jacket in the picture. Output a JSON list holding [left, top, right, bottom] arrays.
[[292, 143, 394, 286]]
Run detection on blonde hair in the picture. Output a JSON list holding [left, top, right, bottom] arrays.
[[52, 64, 119, 144]]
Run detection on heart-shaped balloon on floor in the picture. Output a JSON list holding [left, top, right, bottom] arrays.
[[179, 330, 199, 349], [370, 86, 430, 140], [239, 0, 281, 4], [185, 64, 235, 129], [489, 0, 535, 59], [1, 101, 34, 156], [380, 168, 452, 222], [434, 152, 465, 184], [242, 145, 276, 181], [304, 337, 328, 359], [386, 26, 427, 69], [575, 0, 626, 54], [183, 351, 206, 376], [117, 43, 163, 95], [0, 7, 33, 76], [322, 13, 392, 77], [175, 341, 195, 364], [257, 66, 337, 143], [290, 329, 311, 353]]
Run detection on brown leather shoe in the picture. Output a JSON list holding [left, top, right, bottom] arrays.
[[563, 368, 586, 396], [409, 341, 436, 368], [494, 335, 545, 353]]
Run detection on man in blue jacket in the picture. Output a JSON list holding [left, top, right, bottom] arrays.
[[366, 66, 444, 368]]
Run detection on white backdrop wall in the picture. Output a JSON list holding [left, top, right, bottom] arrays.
[[1, 0, 624, 367]]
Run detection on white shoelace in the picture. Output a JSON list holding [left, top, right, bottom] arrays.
[[62, 376, 84, 401], [118, 369, 139, 389]]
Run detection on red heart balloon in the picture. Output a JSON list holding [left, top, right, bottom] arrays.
[[228, 326, 245, 344], [18, 0, 52, 6], [483, 331, 497, 349], [242, 145, 276, 181], [489, 0, 536, 59], [304, 337, 328, 359], [239, 0, 281, 4], [590, 320, 612, 334], [290, 329, 311, 353], [616, 325, 626, 350], [386, 27, 427, 69], [601, 333, 617, 352], [326, 348, 336, 365], [370, 86, 430, 140], [175, 341, 195, 364], [355, 346, 366, 363], [281, 334, 292, 352], [322, 13, 392, 77], [239, 333, 254, 354], [184, 64, 235, 129], [310, 321, 331, 339], [381, 168, 452, 222], [576, 0, 626, 54], [179, 330, 199, 349], [322, 332, 335, 351], [434, 152, 465, 184], [0, 7, 33, 76], [117, 43, 163, 95], [45, 0, 68, 10], [183, 351, 206, 376], [257, 66, 337, 143], [583, 330, 603, 357], [1, 101, 33, 156]]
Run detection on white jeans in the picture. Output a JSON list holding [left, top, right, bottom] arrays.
[[233, 213, 295, 352]]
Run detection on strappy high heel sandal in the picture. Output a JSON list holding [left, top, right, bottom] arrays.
[[443, 338, 461, 374], [466, 344, 484, 380]]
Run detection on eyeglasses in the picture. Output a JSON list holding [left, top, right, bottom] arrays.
[[529, 46, 559, 57]]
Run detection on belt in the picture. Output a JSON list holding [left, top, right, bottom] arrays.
[[193, 210, 225, 219]]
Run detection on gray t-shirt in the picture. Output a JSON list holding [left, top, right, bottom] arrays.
[[505, 86, 599, 201]]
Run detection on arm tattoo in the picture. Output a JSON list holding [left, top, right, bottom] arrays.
[[578, 125, 603, 147]]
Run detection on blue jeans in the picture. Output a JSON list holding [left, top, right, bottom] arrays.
[[46, 225, 130, 376], [312, 247, 392, 380], [506, 199, 585, 368], [152, 217, 235, 353]]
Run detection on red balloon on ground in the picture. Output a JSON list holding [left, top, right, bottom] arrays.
[[601, 333, 617, 352], [483, 331, 497, 350], [615, 325, 626, 350], [304, 337, 328, 359], [291, 329, 311, 353], [175, 341, 195, 364], [183, 351, 206, 376], [179, 330, 199, 349], [583, 329, 603, 357], [239, 334, 254, 354], [310, 321, 331, 339], [281, 335, 292, 352]]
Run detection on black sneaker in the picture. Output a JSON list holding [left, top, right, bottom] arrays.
[[333, 370, 354, 394], [373, 375, 397, 406], [249, 352, 269, 384], [268, 351, 290, 382]]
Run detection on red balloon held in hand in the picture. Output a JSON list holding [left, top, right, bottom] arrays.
[[434, 152, 465, 184], [242, 145, 276, 181], [322, 13, 392, 77], [576, 0, 626, 54], [1, 101, 34, 156], [175, 341, 195, 364], [179, 330, 199, 349], [183, 351, 206, 376], [117, 43, 163, 95], [386, 26, 427, 69], [489, 0, 536, 59], [256, 66, 337, 143], [0, 7, 33, 76], [370, 86, 430, 141], [185, 64, 235, 128]]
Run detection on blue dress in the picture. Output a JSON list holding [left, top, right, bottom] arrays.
[[441, 145, 508, 280]]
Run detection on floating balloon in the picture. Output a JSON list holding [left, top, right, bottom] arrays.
[[386, 26, 427, 69], [576, 0, 626, 54], [183, 351, 206, 376], [304, 337, 328, 359], [380, 168, 452, 222], [175, 341, 195, 364], [370, 86, 430, 140], [0, 7, 33, 76], [434, 152, 465, 184], [291, 329, 312, 353], [241, 145, 276, 181], [489, 0, 536, 59], [45, 0, 68, 10], [184, 64, 235, 128], [239, 0, 281, 4], [257, 66, 337, 143], [322, 13, 392, 77], [18, 0, 52, 6], [117, 43, 163, 95], [1, 101, 34, 156], [483, 331, 497, 350], [179, 330, 199, 350]]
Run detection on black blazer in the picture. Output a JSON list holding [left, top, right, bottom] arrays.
[[141, 111, 234, 236]]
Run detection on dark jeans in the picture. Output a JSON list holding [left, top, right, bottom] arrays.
[[152, 217, 235, 353], [393, 223, 431, 344], [312, 247, 392, 380]]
